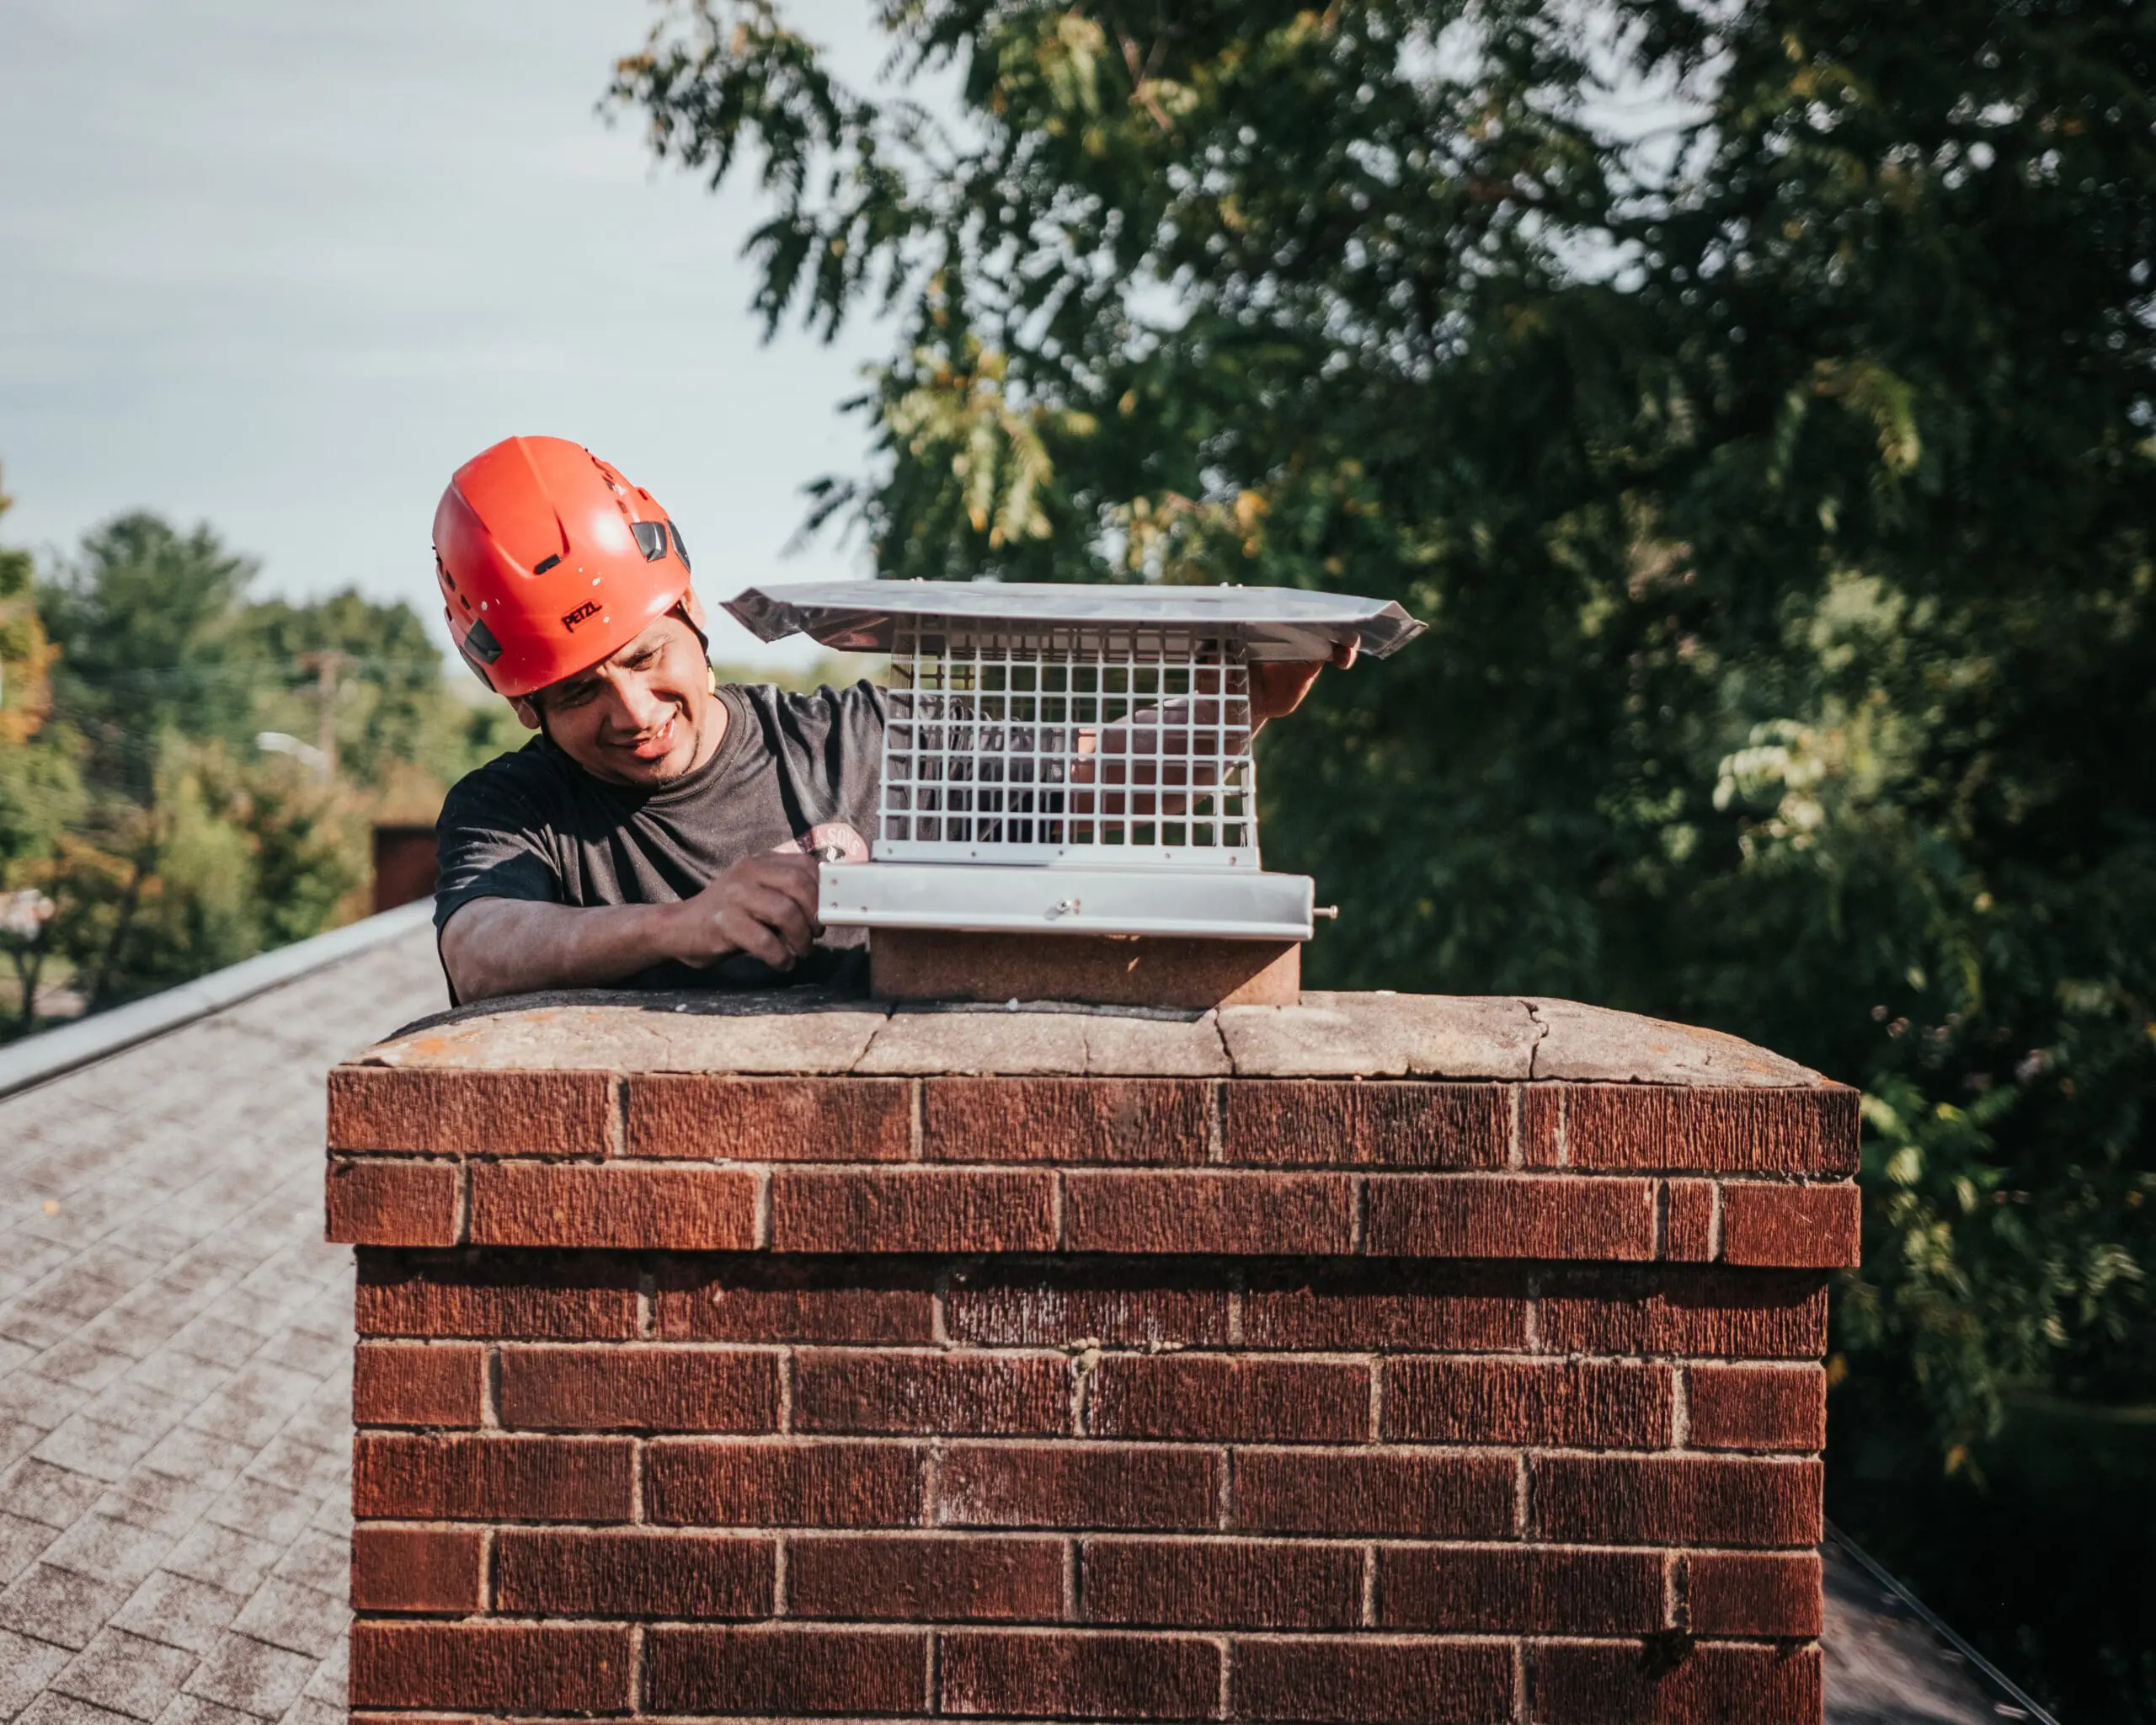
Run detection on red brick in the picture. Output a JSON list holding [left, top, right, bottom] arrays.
[[1720, 1181, 1861, 1267], [1532, 1455, 1821, 1547], [769, 1167, 1055, 1252], [1556, 1083, 1859, 1174], [353, 1343, 484, 1428], [627, 1074, 913, 1160], [1521, 1084, 1563, 1163], [496, 1346, 780, 1432], [795, 1349, 1073, 1436], [467, 1162, 755, 1249], [936, 1444, 1222, 1531], [1532, 1640, 1822, 1724], [656, 1258, 937, 1343], [327, 1158, 459, 1247], [1363, 1174, 1656, 1261], [1082, 1539, 1362, 1628], [1685, 1365, 1826, 1452], [942, 1629, 1220, 1720], [329, 1065, 616, 1156], [1223, 1081, 1511, 1168], [1537, 1268, 1828, 1359], [643, 1625, 928, 1714], [1089, 1356, 1369, 1443], [1385, 1358, 1672, 1448], [1377, 1545, 1665, 1633], [349, 1622, 631, 1710], [1687, 1550, 1824, 1637], [350, 1527, 485, 1613], [947, 1268, 1230, 1348], [493, 1529, 773, 1616], [1241, 1264, 1529, 1352], [1230, 1637, 1514, 1723], [1664, 1178, 1715, 1261], [926, 1077, 1212, 1164], [1231, 1450, 1515, 1539], [352, 1434, 633, 1521], [644, 1439, 924, 1527], [355, 1251, 639, 1338], [1063, 1171, 1356, 1254], [787, 1534, 1065, 1621]]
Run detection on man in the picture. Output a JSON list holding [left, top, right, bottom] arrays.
[[430, 435, 1347, 1005]]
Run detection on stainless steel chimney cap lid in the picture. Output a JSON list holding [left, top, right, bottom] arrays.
[[721, 579, 1427, 661]]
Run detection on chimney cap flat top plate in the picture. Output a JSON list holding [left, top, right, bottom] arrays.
[[722, 579, 1427, 660]]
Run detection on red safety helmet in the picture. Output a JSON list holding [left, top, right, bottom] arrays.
[[432, 435, 694, 697]]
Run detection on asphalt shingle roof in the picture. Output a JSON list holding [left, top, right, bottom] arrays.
[[0, 931, 444, 1723]]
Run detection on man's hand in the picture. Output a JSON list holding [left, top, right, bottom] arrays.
[[665, 852, 825, 971], [440, 853, 827, 1003], [1248, 637, 1359, 724]]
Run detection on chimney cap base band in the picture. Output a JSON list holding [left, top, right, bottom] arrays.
[[819, 860, 1315, 941]]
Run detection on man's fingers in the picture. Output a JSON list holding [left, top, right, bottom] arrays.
[[739, 884, 816, 956], [761, 857, 825, 924], [1332, 638, 1360, 670], [734, 922, 793, 969], [743, 854, 823, 917], [712, 903, 792, 968]]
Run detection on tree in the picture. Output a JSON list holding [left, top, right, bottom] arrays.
[[616, 1, 2156, 1700], [0, 467, 57, 750], [0, 466, 86, 1031], [40, 513, 260, 797], [14, 510, 519, 1022]]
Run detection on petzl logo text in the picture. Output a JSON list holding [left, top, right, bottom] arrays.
[[559, 601, 600, 631]]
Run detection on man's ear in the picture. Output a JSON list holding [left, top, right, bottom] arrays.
[[510, 697, 542, 731], [679, 588, 708, 634]]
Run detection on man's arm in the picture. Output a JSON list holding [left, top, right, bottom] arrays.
[[439, 852, 824, 1004]]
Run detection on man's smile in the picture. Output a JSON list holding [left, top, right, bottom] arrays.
[[618, 713, 680, 761]]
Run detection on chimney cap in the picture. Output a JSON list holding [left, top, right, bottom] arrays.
[[723, 579, 1426, 661]]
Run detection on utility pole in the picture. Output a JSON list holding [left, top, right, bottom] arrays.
[[297, 649, 353, 782]]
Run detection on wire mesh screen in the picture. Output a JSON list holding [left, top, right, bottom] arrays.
[[876, 622, 1261, 867]]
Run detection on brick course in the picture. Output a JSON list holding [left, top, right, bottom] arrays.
[[331, 997, 1853, 1721], [351, 1342, 485, 1428], [492, 1528, 774, 1617]]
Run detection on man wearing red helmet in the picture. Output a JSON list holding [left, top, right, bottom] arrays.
[[429, 435, 1342, 1005]]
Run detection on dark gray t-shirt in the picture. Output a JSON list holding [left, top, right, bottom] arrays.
[[432, 681, 885, 997]]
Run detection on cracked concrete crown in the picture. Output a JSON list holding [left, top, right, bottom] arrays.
[[356, 989, 1828, 1087]]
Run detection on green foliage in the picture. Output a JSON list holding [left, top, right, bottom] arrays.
[[3, 506, 517, 1028], [0, 475, 55, 745], [238, 589, 516, 793], [619, 0, 2155, 1699], [40, 514, 261, 797]]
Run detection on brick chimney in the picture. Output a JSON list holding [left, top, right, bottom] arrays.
[[327, 991, 1854, 1722]]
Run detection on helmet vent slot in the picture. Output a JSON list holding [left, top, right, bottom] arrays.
[[462, 617, 504, 665]]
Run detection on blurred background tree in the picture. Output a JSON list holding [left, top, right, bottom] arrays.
[[0, 497, 523, 1033], [0, 467, 85, 1033], [616, 0, 2156, 1707]]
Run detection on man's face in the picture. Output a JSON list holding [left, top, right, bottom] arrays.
[[515, 609, 716, 788]]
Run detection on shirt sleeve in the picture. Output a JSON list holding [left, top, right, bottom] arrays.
[[431, 756, 564, 937]]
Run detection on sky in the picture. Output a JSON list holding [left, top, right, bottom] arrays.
[[0, 0, 905, 670]]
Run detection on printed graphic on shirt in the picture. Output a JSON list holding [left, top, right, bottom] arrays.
[[781, 822, 870, 863]]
